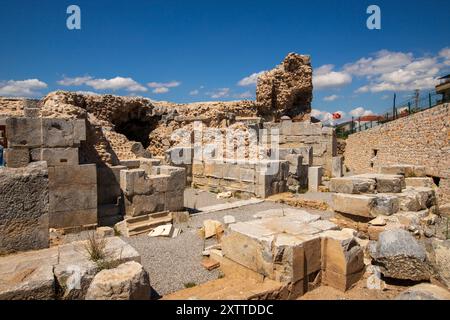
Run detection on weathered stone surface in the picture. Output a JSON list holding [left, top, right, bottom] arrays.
[[332, 156, 343, 178], [4, 147, 30, 168], [5, 117, 42, 147], [379, 164, 426, 177], [308, 166, 323, 192], [331, 193, 373, 218], [354, 173, 405, 193], [395, 284, 450, 300], [85, 261, 150, 300], [96, 227, 114, 238], [429, 239, 450, 289], [405, 177, 435, 188], [369, 229, 432, 281], [256, 53, 312, 119], [397, 187, 436, 212], [330, 177, 376, 194], [0, 162, 49, 255], [371, 194, 399, 216], [48, 164, 97, 229], [31, 147, 79, 166]]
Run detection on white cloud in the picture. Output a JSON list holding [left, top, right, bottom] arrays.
[[189, 89, 199, 96], [346, 49, 446, 93], [58, 75, 147, 92], [58, 76, 92, 86], [343, 50, 413, 76], [152, 87, 169, 94], [207, 88, 230, 99], [313, 65, 352, 90], [323, 94, 339, 102], [439, 47, 450, 66], [237, 71, 266, 86], [234, 91, 253, 99], [88, 77, 147, 92], [0, 79, 48, 97], [147, 81, 181, 94], [349, 107, 373, 118], [147, 81, 181, 88], [311, 108, 346, 125]]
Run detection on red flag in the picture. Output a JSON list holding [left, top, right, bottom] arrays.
[[332, 112, 341, 119]]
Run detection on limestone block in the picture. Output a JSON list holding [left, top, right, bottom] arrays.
[[295, 146, 313, 166], [308, 166, 323, 192], [4, 147, 30, 168], [48, 163, 97, 187], [330, 177, 376, 194], [166, 189, 184, 212], [73, 120, 87, 143], [192, 162, 204, 177], [42, 118, 78, 147], [23, 107, 40, 118], [125, 193, 166, 216], [285, 154, 303, 175], [6, 117, 42, 147], [397, 187, 436, 211], [31, 148, 79, 166], [223, 162, 239, 180], [395, 284, 450, 300], [0, 162, 49, 255], [321, 229, 364, 291], [354, 173, 405, 193], [158, 166, 186, 191], [280, 119, 292, 136], [120, 159, 141, 169], [369, 229, 432, 281], [405, 177, 435, 188], [332, 193, 377, 218], [379, 164, 426, 177], [85, 261, 151, 300], [96, 226, 115, 238], [371, 195, 399, 216], [332, 156, 343, 178], [120, 169, 146, 196], [96, 165, 125, 205], [239, 168, 255, 183]]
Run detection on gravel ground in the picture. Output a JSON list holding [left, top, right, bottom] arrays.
[[63, 189, 334, 298]]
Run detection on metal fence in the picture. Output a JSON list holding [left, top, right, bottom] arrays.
[[336, 90, 446, 138]]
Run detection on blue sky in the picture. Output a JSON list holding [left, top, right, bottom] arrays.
[[0, 0, 449, 122]]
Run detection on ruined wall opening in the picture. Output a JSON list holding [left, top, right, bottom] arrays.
[[111, 108, 161, 149], [430, 176, 441, 187]]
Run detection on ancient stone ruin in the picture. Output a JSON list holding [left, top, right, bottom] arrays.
[[0, 53, 449, 301]]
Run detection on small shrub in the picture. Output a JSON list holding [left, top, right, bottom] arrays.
[[184, 282, 197, 288], [84, 232, 107, 262]]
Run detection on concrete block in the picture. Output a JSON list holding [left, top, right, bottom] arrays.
[[308, 166, 323, 192], [332, 156, 343, 178], [4, 148, 30, 168], [6, 117, 42, 147]]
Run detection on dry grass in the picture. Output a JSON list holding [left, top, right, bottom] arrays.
[[84, 232, 121, 271]]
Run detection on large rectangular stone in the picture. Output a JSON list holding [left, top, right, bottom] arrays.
[[332, 156, 343, 178], [42, 118, 79, 147], [0, 162, 49, 255], [355, 173, 405, 193], [4, 147, 30, 168], [332, 193, 377, 218], [6, 117, 42, 147], [48, 164, 97, 187], [330, 177, 376, 194], [405, 177, 435, 188], [31, 148, 79, 166], [379, 164, 426, 177], [308, 166, 323, 192]]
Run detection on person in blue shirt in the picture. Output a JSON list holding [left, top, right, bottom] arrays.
[[0, 144, 4, 166]]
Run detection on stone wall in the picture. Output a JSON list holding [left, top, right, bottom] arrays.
[[264, 119, 337, 176], [0, 162, 49, 254], [344, 103, 450, 203], [192, 159, 289, 198]]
